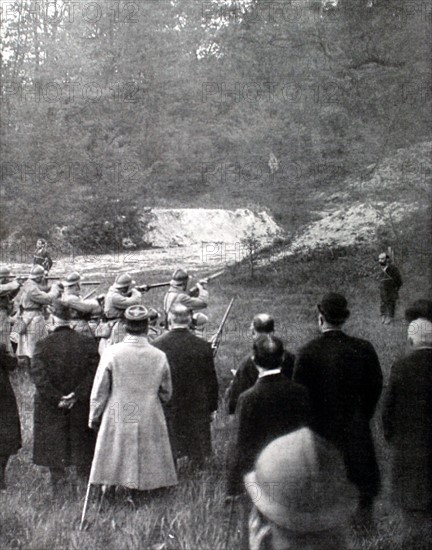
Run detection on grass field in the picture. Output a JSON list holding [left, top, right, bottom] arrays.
[[1, 238, 431, 549]]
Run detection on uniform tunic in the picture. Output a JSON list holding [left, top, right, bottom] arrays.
[[16, 280, 60, 358], [0, 280, 20, 352], [62, 289, 101, 338], [89, 335, 178, 490]]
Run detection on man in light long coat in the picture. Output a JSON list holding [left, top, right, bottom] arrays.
[[16, 265, 61, 365], [0, 266, 21, 353], [89, 305, 178, 492]]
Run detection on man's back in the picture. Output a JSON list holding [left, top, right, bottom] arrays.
[[227, 373, 310, 495], [383, 349, 432, 448], [294, 330, 382, 448], [153, 328, 218, 415], [33, 327, 99, 395]]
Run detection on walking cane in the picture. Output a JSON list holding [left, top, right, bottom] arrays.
[[79, 480, 92, 530], [225, 497, 236, 550]]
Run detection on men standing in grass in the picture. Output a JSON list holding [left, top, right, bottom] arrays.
[[382, 300, 432, 534], [227, 313, 295, 415], [31, 301, 99, 491], [378, 252, 403, 324], [153, 304, 219, 469], [294, 293, 383, 530]]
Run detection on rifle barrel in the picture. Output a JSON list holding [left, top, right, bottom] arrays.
[[147, 281, 171, 289]]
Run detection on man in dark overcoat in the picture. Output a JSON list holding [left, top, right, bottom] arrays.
[[226, 313, 295, 415], [293, 293, 383, 529], [382, 300, 432, 531], [153, 303, 218, 468], [378, 252, 403, 324], [0, 344, 22, 489], [227, 334, 311, 497], [31, 301, 99, 488]]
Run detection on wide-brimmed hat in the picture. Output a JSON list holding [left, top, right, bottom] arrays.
[[125, 305, 150, 321], [405, 299, 432, 324], [63, 271, 81, 287], [317, 293, 350, 324], [29, 265, 45, 279], [114, 273, 134, 289], [244, 428, 356, 533]]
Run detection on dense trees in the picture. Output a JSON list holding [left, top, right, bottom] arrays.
[[1, 0, 430, 250]]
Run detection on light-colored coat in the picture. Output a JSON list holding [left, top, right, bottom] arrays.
[[89, 335, 178, 490]]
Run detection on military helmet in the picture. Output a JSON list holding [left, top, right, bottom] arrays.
[[29, 265, 45, 279], [114, 272, 134, 289], [63, 271, 81, 287], [0, 265, 12, 279], [172, 268, 189, 282]]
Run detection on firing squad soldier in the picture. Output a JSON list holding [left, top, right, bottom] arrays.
[[60, 271, 102, 338], [16, 265, 62, 367], [0, 266, 21, 353], [163, 268, 209, 323], [99, 272, 144, 353]]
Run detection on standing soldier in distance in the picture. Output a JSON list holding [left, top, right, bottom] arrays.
[[16, 265, 61, 367], [0, 266, 22, 353], [378, 252, 403, 325], [60, 272, 102, 338], [33, 238, 53, 274], [163, 269, 208, 324]]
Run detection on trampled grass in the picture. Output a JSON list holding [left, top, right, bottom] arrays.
[[1, 240, 431, 549]]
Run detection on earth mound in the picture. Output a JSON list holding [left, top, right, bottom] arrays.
[[141, 208, 284, 248]]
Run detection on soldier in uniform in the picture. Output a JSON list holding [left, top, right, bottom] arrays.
[[99, 273, 143, 353], [33, 238, 53, 274], [378, 252, 403, 325], [60, 272, 102, 338], [163, 269, 208, 324], [0, 266, 21, 353], [16, 265, 61, 366]]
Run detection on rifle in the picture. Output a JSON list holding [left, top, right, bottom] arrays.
[[189, 269, 226, 297], [136, 281, 171, 292], [211, 297, 235, 358], [83, 288, 98, 300]]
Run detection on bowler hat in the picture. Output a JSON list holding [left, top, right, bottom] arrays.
[[124, 305, 150, 321], [405, 299, 432, 324], [244, 428, 356, 533], [317, 293, 350, 324]]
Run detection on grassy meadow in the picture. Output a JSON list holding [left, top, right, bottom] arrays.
[[1, 238, 431, 550]]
